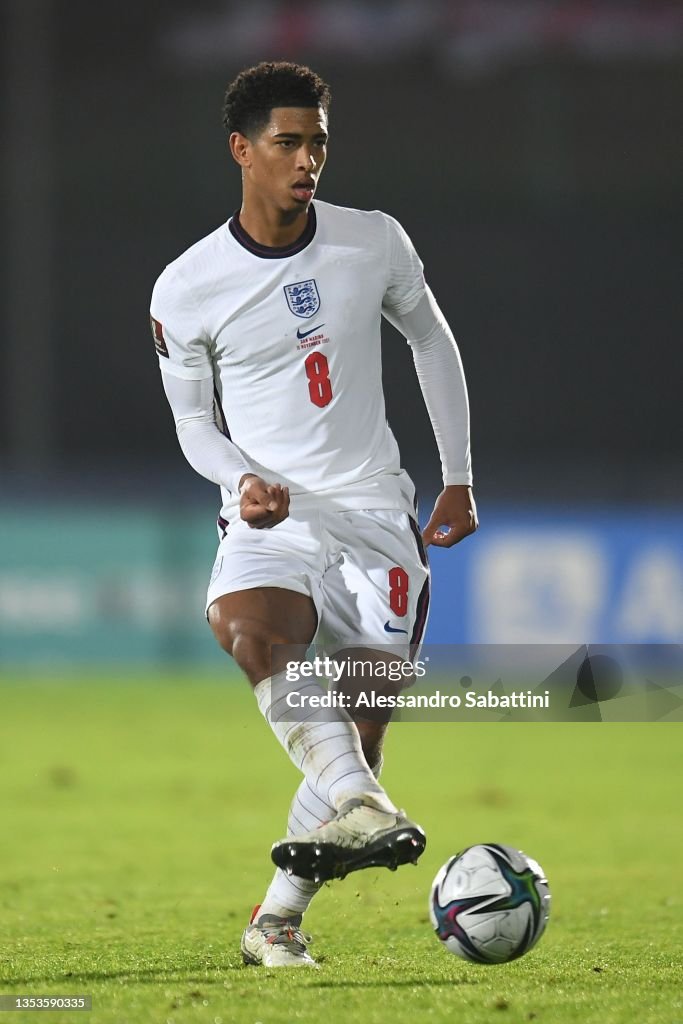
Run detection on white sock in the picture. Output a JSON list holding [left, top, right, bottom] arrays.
[[254, 673, 395, 813], [258, 756, 384, 920]]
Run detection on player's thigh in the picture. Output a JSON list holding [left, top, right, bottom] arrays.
[[319, 509, 430, 655], [206, 515, 322, 677], [208, 586, 318, 652], [209, 587, 317, 678]]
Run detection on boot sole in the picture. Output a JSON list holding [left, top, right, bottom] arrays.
[[271, 825, 426, 883]]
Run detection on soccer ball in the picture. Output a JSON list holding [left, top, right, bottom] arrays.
[[429, 843, 550, 964]]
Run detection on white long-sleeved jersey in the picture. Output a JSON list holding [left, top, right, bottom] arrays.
[[151, 200, 471, 521]]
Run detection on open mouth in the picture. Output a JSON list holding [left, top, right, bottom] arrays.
[[292, 181, 315, 201]]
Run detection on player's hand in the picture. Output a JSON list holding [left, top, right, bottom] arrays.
[[238, 474, 290, 529], [422, 485, 478, 548]]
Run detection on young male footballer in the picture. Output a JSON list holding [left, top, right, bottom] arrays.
[[151, 61, 477, 967]]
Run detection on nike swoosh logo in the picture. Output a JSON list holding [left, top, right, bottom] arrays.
[[297, 323, 325, 339], [384, 621, 408, 634]]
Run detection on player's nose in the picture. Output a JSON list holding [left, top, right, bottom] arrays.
[[296, 146, 318, 171]]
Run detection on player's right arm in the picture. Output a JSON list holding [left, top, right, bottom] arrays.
[[151, 266, 289, 527], [160, 374, 289, 527]]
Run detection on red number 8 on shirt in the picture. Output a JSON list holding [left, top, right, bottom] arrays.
[[304, 351, 333, 408], [388, 566, 409, 617]]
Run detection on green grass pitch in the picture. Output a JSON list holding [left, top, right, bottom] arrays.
[[1, 675, 681, 1024]]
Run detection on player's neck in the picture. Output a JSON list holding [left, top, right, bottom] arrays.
[[237, 196, 310, 249]]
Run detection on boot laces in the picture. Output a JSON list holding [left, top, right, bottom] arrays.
[[261, 920, 312, 953]]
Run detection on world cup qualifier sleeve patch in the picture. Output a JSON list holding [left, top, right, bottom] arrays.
[[150, 316, 169, 357]]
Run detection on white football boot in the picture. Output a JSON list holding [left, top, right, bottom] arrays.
[[271, 796, 426, 883], [240, 905, 317, 968]]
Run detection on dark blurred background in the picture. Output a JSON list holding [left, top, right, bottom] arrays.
[[1, 0, 681, 662]]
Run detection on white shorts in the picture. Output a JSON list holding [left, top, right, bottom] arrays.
[[206, 508, 430, 657]]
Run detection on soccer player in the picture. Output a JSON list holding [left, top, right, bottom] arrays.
[[151, 61, 477, 967]]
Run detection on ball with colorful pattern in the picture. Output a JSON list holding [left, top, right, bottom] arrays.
[[429, 843, 551, 963]]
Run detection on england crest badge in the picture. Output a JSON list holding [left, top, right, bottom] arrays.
[[283, 279, 321, 319]]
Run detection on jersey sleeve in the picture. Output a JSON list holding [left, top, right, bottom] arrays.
[[386, 288, 473, 487], [149, 265, 213, 380], [381, 213, 427, 318]]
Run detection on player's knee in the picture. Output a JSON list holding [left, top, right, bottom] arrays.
[[210, 616, 270, 679], [231, 630, 291, 684], [207, 606, 288, 685]]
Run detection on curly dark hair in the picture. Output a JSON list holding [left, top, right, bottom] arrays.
[[223, 61, 331, 139]]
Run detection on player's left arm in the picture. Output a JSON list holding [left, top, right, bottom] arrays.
[[380, 215, 478, 548], [387, 289, 478, 547]]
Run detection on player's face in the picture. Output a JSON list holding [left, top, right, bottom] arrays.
[[239, 107, 328, 213]]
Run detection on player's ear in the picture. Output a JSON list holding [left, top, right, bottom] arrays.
[[229, 131, 251, 168]]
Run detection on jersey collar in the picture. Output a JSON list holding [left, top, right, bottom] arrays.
[[228, 205, 317, 259]]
